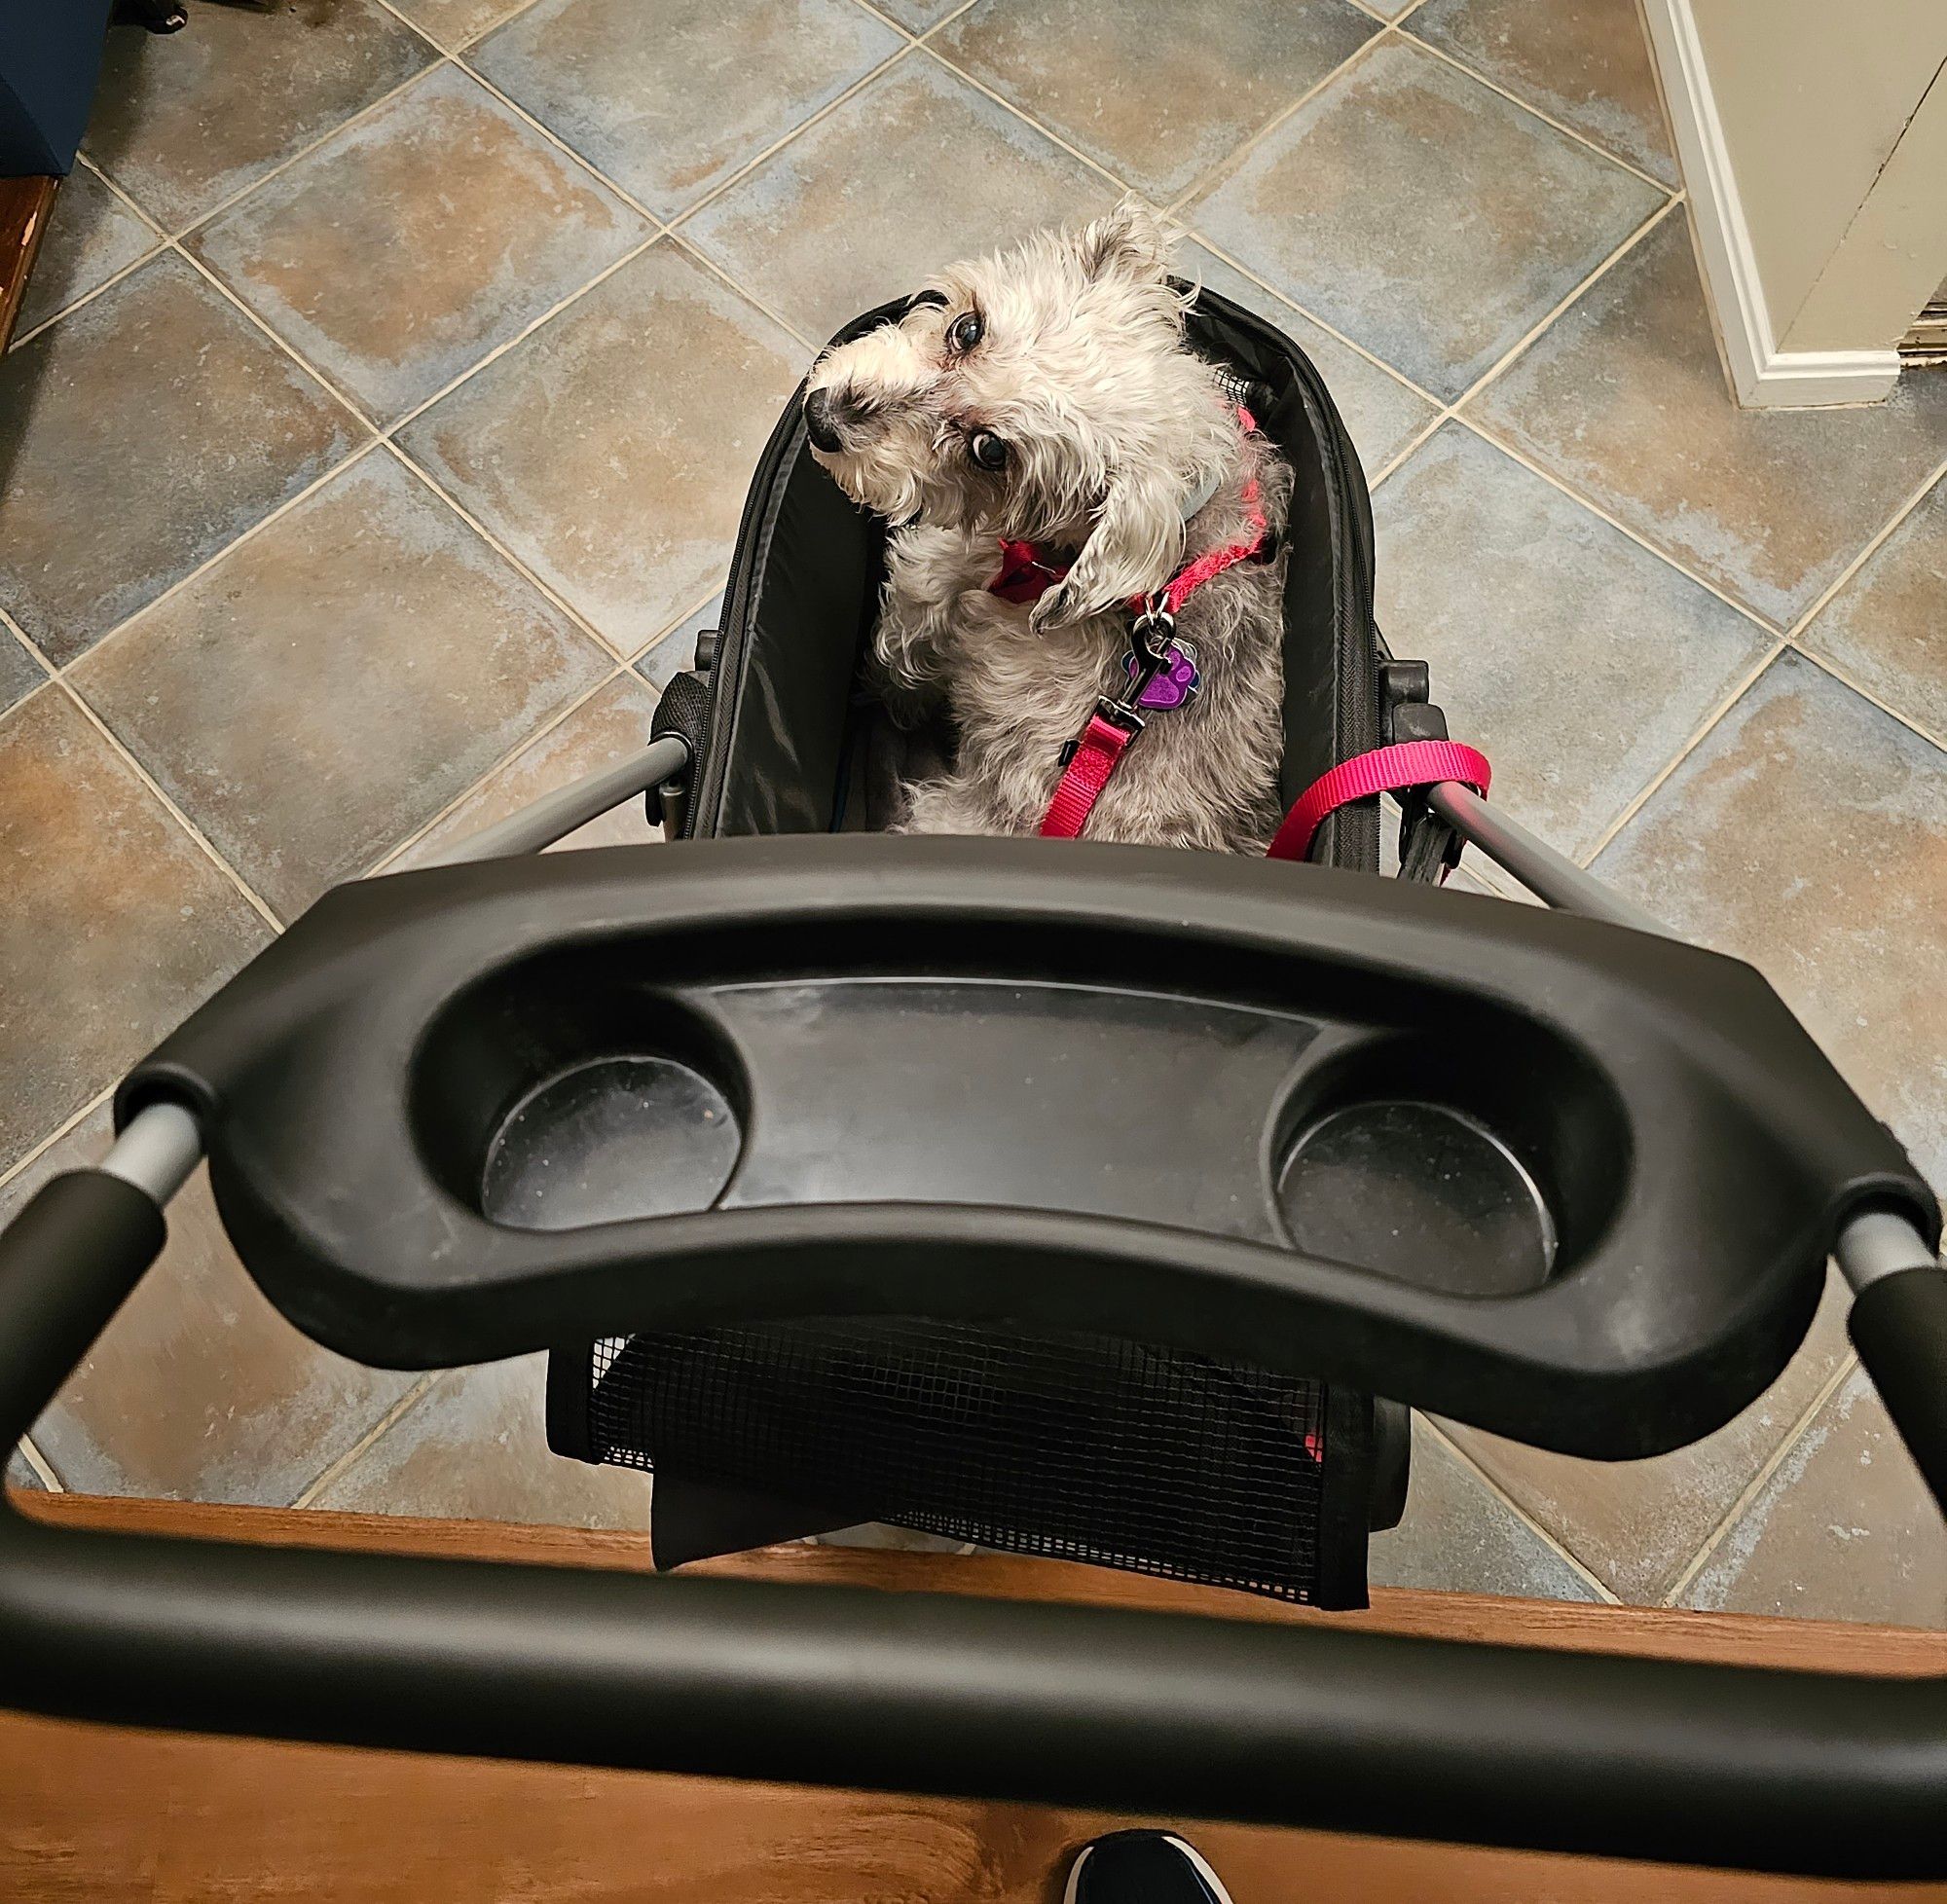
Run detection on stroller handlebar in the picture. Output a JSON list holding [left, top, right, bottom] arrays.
[[0, 1130, 1942, 1880]]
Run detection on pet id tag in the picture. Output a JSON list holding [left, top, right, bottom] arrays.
[[1121, 638, 1200, 712]]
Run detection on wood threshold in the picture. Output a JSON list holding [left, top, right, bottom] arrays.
[[0, 176, 59, 353], [4, 1491, 1942, 1901]]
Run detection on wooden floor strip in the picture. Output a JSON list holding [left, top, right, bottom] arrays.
[[0, 176, 59, 351]]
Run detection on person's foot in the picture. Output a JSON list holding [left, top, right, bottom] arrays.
[[1064, 1831, 1234, 1904]]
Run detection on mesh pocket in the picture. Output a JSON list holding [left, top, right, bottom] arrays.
[[570, 1319, 1373, 1605]]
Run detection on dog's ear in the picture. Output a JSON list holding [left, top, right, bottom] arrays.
[[1075, 197, 1170, 287], [1031, 459, 1184, 633]]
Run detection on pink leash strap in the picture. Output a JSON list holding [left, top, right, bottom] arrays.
[[1267, 741, 1491, 864], [1041, 714, 1138, 839]]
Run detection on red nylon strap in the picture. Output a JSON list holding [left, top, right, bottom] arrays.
[[1266, 741, 1492, 864], [1040, 713, 1137, 839], [1144, 467, 1267, 619]]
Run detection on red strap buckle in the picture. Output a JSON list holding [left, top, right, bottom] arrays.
[[1267, 741, 1491, 864], [1041, 712, 1139, 839]]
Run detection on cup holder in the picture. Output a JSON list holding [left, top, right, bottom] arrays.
[[1270, 1023, 1620, 1297], [412, 959, 750, 1234], [481, 1055, 742, 1233], [1276, 1098, 1557, 1296]]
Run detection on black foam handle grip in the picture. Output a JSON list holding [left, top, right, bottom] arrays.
[[0, 1172, 165, 1444], [1849, 1266, 1947, 1512]]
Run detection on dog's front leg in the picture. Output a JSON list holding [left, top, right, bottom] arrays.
[[871, 526, 992, 729]]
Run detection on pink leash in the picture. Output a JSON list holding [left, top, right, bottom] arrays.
[[1266, 741, 1492, 864]]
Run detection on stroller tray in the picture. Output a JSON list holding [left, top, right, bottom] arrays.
[[124, 832, 1925, 1460]]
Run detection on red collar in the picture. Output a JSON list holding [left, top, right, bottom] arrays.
[[989, 405, 1267, 619]]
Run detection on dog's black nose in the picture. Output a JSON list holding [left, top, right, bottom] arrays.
[[803, 386, 843, 454]]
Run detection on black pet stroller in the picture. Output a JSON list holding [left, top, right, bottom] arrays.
[[0, 286, 1941, 1882]]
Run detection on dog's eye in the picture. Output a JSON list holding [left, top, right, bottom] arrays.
[[968, 430, 1008, 471], [949, 310, 984, 353]]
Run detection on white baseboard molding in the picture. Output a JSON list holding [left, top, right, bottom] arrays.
[[1640, 0, 1903, 409]]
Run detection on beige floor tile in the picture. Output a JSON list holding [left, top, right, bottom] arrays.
[[14, 165, 159, 337], [1408, 0, 1678, 186], [1445, 1275, 1852, 1603], [189, 64, 649, 423], [470, 0, 900, 219], [72, 452, 610, 920], [397, 672, 664, 864], [1189, 37, 1663, 400], [682, 53, 1115, 341], [87, 0, 434, 232], [0, 688, 271, 1175], [1372, 421, 1772, 858], [312, 1354, 656, 1530], [1471, 211, 1947, 628], [397, 243, 802, 649], [1681, 1365, 1946, 1629], [0, 253, 363, 665], [1369, 1418, 1602, 1601], [1593, 651, 1947, 1186], [937, 0, 1376, 201], [1799, 472, 1947, 744]]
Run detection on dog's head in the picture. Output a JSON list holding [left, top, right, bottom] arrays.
[[803, 200, 1234, 629]]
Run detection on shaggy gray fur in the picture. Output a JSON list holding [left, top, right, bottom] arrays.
[[805, 200, 1291, 852]]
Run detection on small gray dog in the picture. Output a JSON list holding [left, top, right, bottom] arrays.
[[803, 200, 1291, 852]]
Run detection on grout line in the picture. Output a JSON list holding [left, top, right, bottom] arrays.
[[0, 602, 58, 683], [1177, 225, 1445, 406], [12, 1437, 62, 1494], [439, 42, 673, 231], [370, 566, 720, 874], [912, 0, 984, 39], [1163, 28, 1391, 222], [382, 230, 665, 437], [906, 43, 1137, 201], [54, 680, 284, 931], [173, 238, 382, 422], [1452, 411, 1780, 638], [665, 46, 922, 234], [1402, 27, 1676, 194], [1782, 453, 1947, 642], [1417, 1417, 1623, 1604], [7, 154, 167, 347], [373, 0, 543, 55], [664, 232, 818, 352], [383, 443, 633, 659], [1784, 647, 1947, 758], [1447, 193, 1680, 414], [74, 150, 165, 235], [160, 56, 454, 243], [1575, 640, 1782, 867], [7, 246, 165, 352], [1365, 409, 1447, 490], [1660, 1351, 1859, 1608], [367, 658, 631, 874], [848, 0, 924, 44], [0, 1087, 116, 1205], [630, 576, 729, 664], [288, 1374, 439, 1510], [56, 442, 385, 680]]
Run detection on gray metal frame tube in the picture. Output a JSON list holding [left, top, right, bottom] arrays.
[[1426, 781, 1664, 934], [423, 735, 691, 867]]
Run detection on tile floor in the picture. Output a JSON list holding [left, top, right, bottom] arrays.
[[2, 0, 1942, 1628]]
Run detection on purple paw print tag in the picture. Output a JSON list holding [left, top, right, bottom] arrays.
[[1123, 639, 1200, 712]]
